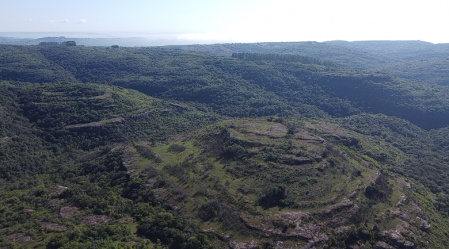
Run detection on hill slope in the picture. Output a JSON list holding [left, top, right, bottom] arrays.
[[0, 82, 220, 248], [2, 45, 449, 129], [1, 82, 449, 248], [171, 40, 449, 85]]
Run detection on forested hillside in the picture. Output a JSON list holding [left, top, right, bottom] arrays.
[[2, 45, 449, 129], [171, 40, 449, 85], [2, 42, 449, 248]]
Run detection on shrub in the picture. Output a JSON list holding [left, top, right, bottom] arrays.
[[223, 144, 247, 159], [168, 143, 186, 152], [199, 199, 220, 221], [258, 186, 287, 209]]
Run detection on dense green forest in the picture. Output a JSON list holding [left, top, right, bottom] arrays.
[[2, 45, 449, 128], [171, 40, 449, 85], [1, 42, 449, 248]]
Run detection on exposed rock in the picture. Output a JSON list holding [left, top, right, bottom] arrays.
[[170, 103, 189, 110], [24, 208, 34, 214], [382, 221, 417, 249], [8, 233, 32, 243], [391, 210, 411, 222], [48, 185, 68, 197], [389, 233, 415, 249], [0, 136, 12, 148], [146, 178, 158, 187], [304, 233, 330, 249], [294, 131, 325, 143], [59, 206, 79, 218], [130, 110, 154, 119], [240, 212, 320, 240], [375, 241, 394, 249], [275, 211, 310, 225], [41, 222, 67, 232], [417, 216, 431, 231], [82, 214, 110, 225], [236, 121, 288, 138], [392, 203, 431, 231], [65, 117, 125, 129], [319, 198, 354, 216], [47, 198, 64, 207], [312, 154, 323, 161], [229, 240, 259, 249], [397, 177, 412, 189]]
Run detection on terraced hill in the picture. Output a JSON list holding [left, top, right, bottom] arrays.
[[2, 82, 447, 248], [133, 118, 442, 248]]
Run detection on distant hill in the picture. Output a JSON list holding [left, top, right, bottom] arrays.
[[0, 33, 234, 47], [171, 40, 449, 85], [3, 37, 449, 84]]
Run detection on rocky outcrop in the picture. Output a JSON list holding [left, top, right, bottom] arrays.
[[59, 206, 79, 218], [130, 110, 154, 119], [7, 233, 32, 244], [82, 214, 110, 225], [65, 117, 125, 129], [279, 155, 313, 165], [48, 185, 68, 197], [229, 240, 259, 249], [41, 222, 67, 232], [294, 131, 325, 143]]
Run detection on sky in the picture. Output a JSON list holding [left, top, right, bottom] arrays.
[[1, 0, 449, 44]]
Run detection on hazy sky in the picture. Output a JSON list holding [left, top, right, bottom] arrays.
[[1, 0, 448, 43]]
